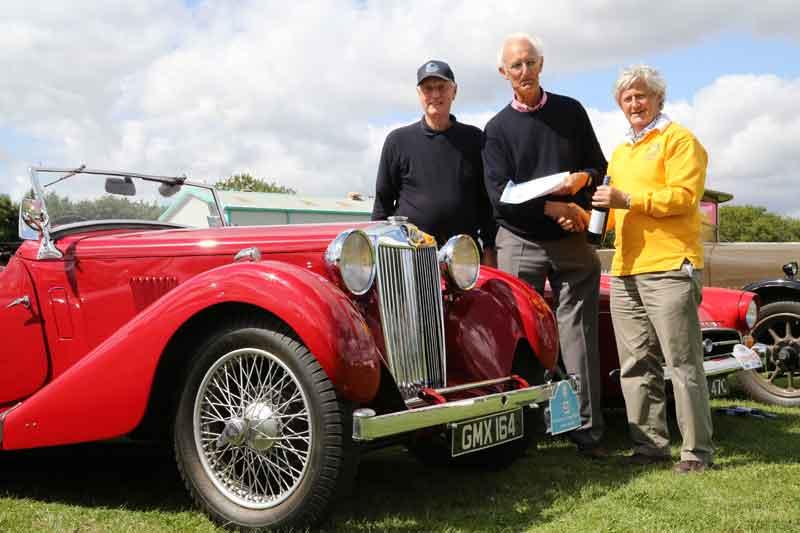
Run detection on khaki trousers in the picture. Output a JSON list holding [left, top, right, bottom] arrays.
[[610, 266, 713, 463], [496, 227, 604, 447]]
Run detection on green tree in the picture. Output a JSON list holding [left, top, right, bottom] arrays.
[[719, 205, 800, 242], [214, 173, 296, 194], [0, 194, 19, 241], [40, 191, 163, 225]]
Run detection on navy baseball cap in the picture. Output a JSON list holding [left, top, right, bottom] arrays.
[[417, 60, 455, 85]]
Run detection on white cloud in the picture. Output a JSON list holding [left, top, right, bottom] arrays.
[[1, 1, 799, 218], [586, 74, 800, 217]]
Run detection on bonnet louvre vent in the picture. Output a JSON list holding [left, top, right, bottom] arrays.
[[130, 276, 178, 311]]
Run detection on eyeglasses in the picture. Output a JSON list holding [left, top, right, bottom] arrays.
[[507, 59, 539, 73]]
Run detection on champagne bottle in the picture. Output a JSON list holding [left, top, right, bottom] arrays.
[[587, 175, 611, 246]]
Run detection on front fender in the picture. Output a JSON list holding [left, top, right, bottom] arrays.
[[445, 267, 559, 383], [2, 261, 381, 450], [743, 278, 800, 294]]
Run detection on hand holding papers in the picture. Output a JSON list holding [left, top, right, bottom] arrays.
[[499, 172, 569, 204]]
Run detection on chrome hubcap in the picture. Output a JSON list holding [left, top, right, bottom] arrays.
[[216, 402, 281, 451]]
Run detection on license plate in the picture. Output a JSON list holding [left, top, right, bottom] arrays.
[[707, 376, 730, 398], [450, 409, 524, 457], [548, 380, 582, 435]]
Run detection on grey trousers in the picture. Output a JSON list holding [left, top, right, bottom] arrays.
[[610, 266, 714, 464], [496, 227, 604, 447]]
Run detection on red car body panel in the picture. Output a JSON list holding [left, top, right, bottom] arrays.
[[3, 257, 386, 449], [0, 258, 49, 403], [597, 275, 752, 330], [2, 224, 559, 450], [442, 271, 559, 388]]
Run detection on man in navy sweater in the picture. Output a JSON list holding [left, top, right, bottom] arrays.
[[483, 33, 608, 458], [372, 60, 496, 265]]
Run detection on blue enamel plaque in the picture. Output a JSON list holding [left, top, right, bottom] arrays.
[[549, 381, 581, 435]]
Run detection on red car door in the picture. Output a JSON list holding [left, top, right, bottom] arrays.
[[0, 258, 48, 403]]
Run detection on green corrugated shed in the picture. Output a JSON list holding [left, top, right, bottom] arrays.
[[217, 190, 373, 226]]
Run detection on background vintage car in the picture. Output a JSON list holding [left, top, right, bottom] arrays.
[[591, 275, 759, 403], [598, 188, 800, 406], [538, 273, 760, 404], [2, 166, 586, 532]]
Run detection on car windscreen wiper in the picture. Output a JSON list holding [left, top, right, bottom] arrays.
[[43, 164, 87, 187]]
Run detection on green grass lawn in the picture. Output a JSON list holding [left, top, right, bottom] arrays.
[[1, 397, 798, 533]]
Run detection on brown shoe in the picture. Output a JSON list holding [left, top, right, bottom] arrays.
[[672, 460, 712, 474], [621, 453, 671, 466], [578, 445, 610, 460]]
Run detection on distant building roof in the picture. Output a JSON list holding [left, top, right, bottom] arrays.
[[218, 190, 373, 215]]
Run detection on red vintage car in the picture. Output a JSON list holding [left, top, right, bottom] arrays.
[[3, 166, 581, 531], [1, 166, 759, 531]]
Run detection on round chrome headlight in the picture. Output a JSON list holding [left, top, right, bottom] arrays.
[[438, 235, 480, 290], [325, 229, 375, 295], [745, 299, 758, 329]]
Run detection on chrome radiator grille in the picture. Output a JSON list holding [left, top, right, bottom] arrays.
[[375, 243, 447, 400]]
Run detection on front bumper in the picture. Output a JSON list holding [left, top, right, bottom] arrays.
[[352, 377, 578, 441], [702, 356, 752, 377], [663, 354, 759, 380]]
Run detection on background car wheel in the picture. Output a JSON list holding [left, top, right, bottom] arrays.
[[739, 300, 800, 407], [174, 317, 352, 531]]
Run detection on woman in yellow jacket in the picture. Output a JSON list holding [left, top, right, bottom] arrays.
[[592, 65, 713, 474]]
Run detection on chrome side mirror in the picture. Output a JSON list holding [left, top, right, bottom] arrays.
[[19, 198, 45, 238], [18, 196, 63, 259]]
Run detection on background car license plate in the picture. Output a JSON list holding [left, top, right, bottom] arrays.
[[450, 409, 523, 457], [707, 376, 730, 398]]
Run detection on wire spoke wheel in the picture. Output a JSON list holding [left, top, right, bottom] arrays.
[[174, 319, 350, 531], [195, 347, 312, 509]]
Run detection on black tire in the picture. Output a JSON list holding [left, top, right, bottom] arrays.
[[739, 300, 800, 407], [174, 317, 352, 531]]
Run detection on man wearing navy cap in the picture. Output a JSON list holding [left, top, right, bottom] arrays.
[[372, 60, 496, 265]]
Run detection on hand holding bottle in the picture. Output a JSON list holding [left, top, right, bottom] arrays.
[[591, 183, 630, 210], [587, 176, 614, 245]]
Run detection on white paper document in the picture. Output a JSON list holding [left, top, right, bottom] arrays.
[[499, 172, 568, 204]]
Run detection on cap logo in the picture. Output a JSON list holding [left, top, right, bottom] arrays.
[[425, 62, 438, 73]]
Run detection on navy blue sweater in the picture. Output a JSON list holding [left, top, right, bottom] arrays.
[[372, 117, 496, 249], [482, 92, 607, 241]]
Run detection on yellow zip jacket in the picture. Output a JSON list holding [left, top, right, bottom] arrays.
[[607, 121, 708, 276]]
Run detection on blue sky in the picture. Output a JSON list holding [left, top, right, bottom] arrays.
[[1, 2, 799, 216], [547, 32, 800, 110]]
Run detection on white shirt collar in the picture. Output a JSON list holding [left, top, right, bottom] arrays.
[[625, 113, 671, 144]]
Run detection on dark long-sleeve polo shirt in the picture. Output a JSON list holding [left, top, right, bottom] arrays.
[[372, 116, 496, 249]]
